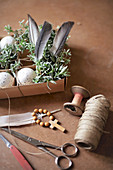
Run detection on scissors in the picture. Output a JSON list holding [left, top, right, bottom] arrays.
[[1, 128, 78, 170]]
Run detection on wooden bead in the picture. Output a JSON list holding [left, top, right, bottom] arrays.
[[34, 109, 39, 113], [43, 109, 47, 114], [33, 108, 56, 128], [36, 119, 41, 124], [45, 122, 50, 127], [47, 111, 51, 116], [32, 112, 36, 116], [39, 108, 43, 113], [33, 116, 37, 120], [49, 115, 54, 120], [40, 122, 44, 126]]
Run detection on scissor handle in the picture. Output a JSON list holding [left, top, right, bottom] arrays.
[[55, 155, 72, 170], [61, 143, 79, 157]]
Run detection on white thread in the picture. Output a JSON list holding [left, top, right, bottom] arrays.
[[0, 89, 48, 155], [0, 89, 74, 156]]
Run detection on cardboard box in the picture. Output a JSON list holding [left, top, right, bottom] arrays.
[[0, 78, 66, 99], [0, 38, 66, 99]]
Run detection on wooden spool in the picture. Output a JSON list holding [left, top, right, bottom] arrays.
[[64, 85, 90, 116]]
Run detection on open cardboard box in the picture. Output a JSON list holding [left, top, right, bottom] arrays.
[[0, 63, 66, 99], [0, 37, 67, 99], [0, 54, 66, 99], [0, 78, 66, 99]]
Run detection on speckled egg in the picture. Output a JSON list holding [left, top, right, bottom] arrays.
[[17, 68, 36, 85], [0, 72, 14, 88], [0, 36, 15, 49]]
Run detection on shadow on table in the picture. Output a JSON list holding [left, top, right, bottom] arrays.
[[94, 110, 113, 158]]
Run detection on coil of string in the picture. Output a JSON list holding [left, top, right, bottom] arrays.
[[74, 94, 111, 150]]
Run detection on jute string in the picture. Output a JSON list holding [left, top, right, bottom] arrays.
[[74, 94, 111, 151]]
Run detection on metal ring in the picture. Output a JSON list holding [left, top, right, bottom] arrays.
[[61, 143, 79, 157], [55, 155, 72, 170]]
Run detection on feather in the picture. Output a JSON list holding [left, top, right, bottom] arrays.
[[28, 14, 39, 45], [50, 21, 74, 56], [35, 21, 52, 61]]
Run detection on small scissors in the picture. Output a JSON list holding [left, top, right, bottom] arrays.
[[2, 128, 78, 170]]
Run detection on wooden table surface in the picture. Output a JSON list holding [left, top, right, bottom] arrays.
[[0, 0, 113, 169]]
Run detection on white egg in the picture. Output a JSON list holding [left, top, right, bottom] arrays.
[[0, 36, 15, 49], [0, 72, 14, 88], [17, 68, 36, 85]]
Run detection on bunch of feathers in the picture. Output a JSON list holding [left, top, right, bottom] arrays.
[[28, 14, 74, 62]]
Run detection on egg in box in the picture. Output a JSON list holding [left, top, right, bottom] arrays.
[[0, 36, 15, 50], [0, 72, 14, 88], [0, 15, 74, 98], [17, 68, 36, 85]]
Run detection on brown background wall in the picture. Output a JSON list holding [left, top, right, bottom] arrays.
[[0, 0, 113, 169]]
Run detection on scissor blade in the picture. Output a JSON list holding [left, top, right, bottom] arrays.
[[1, 128, 41, 147], [0, 134, 11, 148], [1, 128, 61, 149]]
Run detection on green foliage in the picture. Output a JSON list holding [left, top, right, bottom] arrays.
[[33, 48, 71, 84], [0, 44, 17, 69], [10, 60, 22, 78], [0, 19, 72, 84], [0, 20, 30, 71], [4, 20, 30, 53]]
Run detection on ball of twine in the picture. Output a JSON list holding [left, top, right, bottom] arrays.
[[74, 94, 111, 151]]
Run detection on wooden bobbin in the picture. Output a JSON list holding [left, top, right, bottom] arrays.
[[64, 85, 90, 116]]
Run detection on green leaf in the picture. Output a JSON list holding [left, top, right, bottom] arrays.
[[1, 18, 71, 88], [50, 80, 56, 84]]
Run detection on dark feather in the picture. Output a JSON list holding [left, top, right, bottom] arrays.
[[50, 21, 74, 56], [28, 14, 39, 45], [35, 21, 52, 61]]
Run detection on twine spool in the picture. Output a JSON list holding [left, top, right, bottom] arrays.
[[64, 85, 90, 116], [74, 94, 111, 150]]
